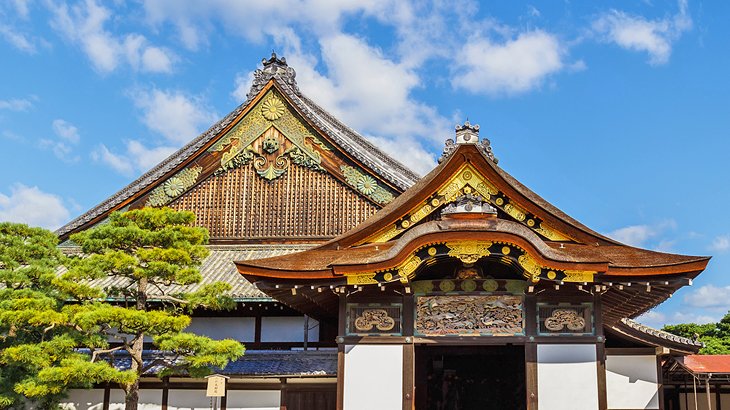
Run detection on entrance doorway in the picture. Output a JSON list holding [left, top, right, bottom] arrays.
[[415, 345, 526, 410]]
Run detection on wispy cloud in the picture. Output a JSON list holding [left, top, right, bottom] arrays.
[[0, 97, 33, 111], [40, 119, 81, 162], [684, 285, 730, 309], [636, 309, 718, 328], [606, 219, 676, 247], [48, 0, 176, 73], [0, 184, 70, 230], [452, 30, 567, 96], [592, 0, 692, 65], [710, 235, 730, 252]]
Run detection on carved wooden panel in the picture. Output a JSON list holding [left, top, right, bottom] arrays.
[[537, 303, 594, 335], [168, 161, 379, 240], [415, 295, 524, 336], [346, 303, 402, 336]]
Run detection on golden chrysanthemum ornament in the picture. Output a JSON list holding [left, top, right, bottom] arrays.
[[261, 96, 286, 120]]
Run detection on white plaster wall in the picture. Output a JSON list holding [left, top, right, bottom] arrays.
[[226, 390, 281, 410], [108, 389, 162, 410], [260, 316, 319, 342], [186, 317, 256, 341], [343, 344, 402, 410], [606, 355, 659, 409], [59, 389, 105, 410], [167, 389, 215, 410], [537, 344, 598, 410]]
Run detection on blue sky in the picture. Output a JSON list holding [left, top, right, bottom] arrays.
[[1, 0, 729, 328]]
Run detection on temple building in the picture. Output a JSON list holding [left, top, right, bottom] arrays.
[[57, 54, 711, 410]]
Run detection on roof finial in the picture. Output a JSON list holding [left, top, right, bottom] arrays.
[[438, 121, 498, 164], [248, 52, 298, 100]]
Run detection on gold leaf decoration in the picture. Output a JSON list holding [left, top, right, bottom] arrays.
[[146, 166, 202, 207], [260, 95, 286, 120], [446, 241, 492, 264], [340, 165, 395, 205]]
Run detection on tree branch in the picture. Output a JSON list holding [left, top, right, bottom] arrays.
[[91, 345, 126, 362]]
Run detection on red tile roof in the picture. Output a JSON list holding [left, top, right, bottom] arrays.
[[684, 355, 730, 374]]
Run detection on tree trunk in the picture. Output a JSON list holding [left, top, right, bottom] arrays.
[[124, 379, 139, 410], [125, 277, 148, 410]]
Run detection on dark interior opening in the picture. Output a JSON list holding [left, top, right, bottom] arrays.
[[415, 345, 526, 410]]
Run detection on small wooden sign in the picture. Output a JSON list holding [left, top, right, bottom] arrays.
[[205, 374, 229, 397]]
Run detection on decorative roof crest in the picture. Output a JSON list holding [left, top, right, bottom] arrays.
[[441, 193, 497, 218], [247, 52, 299, 100], [439, 121, 499, 164]]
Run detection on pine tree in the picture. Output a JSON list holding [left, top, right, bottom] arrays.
[[0, 222, 133, 409], [66, 208, 244, 410]]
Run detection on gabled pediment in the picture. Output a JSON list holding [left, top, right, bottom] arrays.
[[57, 55, 418, 240]]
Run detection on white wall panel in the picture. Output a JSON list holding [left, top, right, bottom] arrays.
[[59, 389, 105, 410], [167, 389, 215, 410], [343, 344, 402, 410], [226, 390, 280, 410], [606, 355, 659, 409], [186, 317, 256, 341], [261, 316, 319, 342], [680, 392, 712, 410], [108, 389, 162, 410], [537, 344, 598, 410]]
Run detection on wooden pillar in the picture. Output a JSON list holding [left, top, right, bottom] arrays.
[[594, 292, 607, 410], [403, 343, 414, 410], [254, 315, 262, 347], [279, 378, 287, 410], [524, 293, 538, 410], [161, 377, 169, 410], [336, 293, 346, 410], [103, 384, 110, 410], [657, 354, 666, 410], [525, 343, 538, 410]]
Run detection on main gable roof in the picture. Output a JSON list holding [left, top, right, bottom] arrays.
[[56, 54, 419, 240]]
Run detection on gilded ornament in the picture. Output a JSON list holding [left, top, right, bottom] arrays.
[[547, 270, 557, 280], [427, 247, 437, 257], [563, 270, 595, 283], [415, 295, 523, 336], [260, 95, 286, 120], [495, 197, 504, 206], [461, 279, 477, 292], [340, 165, 395, 205], [412, 281, 434, 294], [431, 198, 441, 207], [544, 309, 586, 332], [482, 279, 498, 292], [504, 203, 526, 221], [505, 280, 527, 294], [145, 166, 202, 207], [439, 280, 456, 292], [262, 135, 280, 154], [501, 246, 511, 255], [383, 272, 393, 282], [446, 241, 492, 264], [462, 170, 473, 180], [356, 175, 377, 195], [398, 254, 422, 278], [347, 274, 378, 285], [401, 220, 411, 229], [527, 219, 535, 227], [517, 254, 541, 281], [354, 309, 396, 332]]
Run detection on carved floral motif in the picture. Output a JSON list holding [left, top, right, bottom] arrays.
[[354, 309, 396, 332], [415, 295, 523, 336], [146, 166, 202, 207], [340, 165, 395, 205], [544, 309, 586, 332]]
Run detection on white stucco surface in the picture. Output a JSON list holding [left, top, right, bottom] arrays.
[[186, 317, 256, 341], [537, 344, 598, 410], [606, 355, 659, 409], [260, 316, 319, 342], [59, 389, 105, 410], [343, 344, 403, 410], [226, 390, 281, 410]]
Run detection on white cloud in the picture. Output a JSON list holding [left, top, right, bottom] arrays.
[[40, 119, 81, 162], [592, 0, 692, 65], [11, 0, 31, 19], [636, 309, 718, 329], [0, 184, 70, 230], [0, 97, 33, 111], [130, 88, 217, 145], [684, 285, 730, 309], [452, 30, 567, 96], [710, 235, 730, 252], [48, 0, 176, 73], [0, 24, 37, 53], [92, 140, 176, 177], [231, 71, 254, 103], [607, 219, 676, 247]]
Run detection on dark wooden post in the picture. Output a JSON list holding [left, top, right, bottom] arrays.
[[595, 292, 608, 410], [336, 293, 346, 410], [524, 292, 538, 410]]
